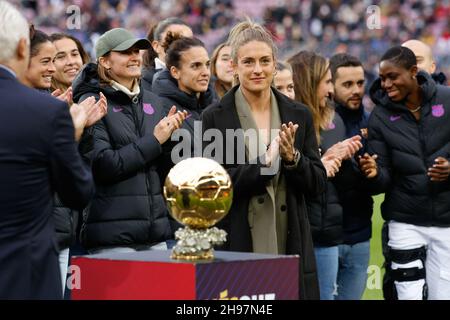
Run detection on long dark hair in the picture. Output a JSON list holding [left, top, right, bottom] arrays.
[[29, 24, 51, 58], [142, 17, 190, 69], [49, 33, 90, 64], [163, 32, 205, 71]]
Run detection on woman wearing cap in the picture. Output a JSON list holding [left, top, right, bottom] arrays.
[[73, 28, 187, 254]]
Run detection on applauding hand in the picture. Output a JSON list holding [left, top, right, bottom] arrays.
[[154, 106, 188, 144], [326, 135, 362, 161], [279, 122, 299, 163], [358, 153, 378, 178], [428, 157, 450, 182], [52, 87, 73, 105]]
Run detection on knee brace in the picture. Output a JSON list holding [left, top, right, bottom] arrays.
[[383, 244, 428, 300]]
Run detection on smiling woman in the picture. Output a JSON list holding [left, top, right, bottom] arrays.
[[365, 46, 450, 300], [71, 28, 188, 255], [22, 29, 56, 90], [50, 33, 90, 92], [201, 19, 327, 300], [151, 32, 216, 160]]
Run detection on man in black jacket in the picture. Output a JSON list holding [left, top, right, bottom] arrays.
[[361, 46, 450, 300], [329, 53, 373, 300]]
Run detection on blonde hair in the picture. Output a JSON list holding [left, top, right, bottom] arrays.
[[288, 51, 334, 144], [226, 18, 278, 87], [227, 18, 278, 64]]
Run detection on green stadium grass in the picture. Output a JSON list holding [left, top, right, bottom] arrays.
[[362, 194, 385, 300]]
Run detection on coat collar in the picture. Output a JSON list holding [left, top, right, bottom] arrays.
[[218, 85, 301, 127], [0, 65, 17, 80]]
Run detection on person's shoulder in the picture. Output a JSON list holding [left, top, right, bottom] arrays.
[[436, 84, 450, 98], [13, 83, 67, 113], [202, 99, 222, 113], [285, 98, 313, 120], [333, 111, 345, 126], [202, 86, 237, 116], [367, 105, 389, 127], [274, 89, 309, 113], [35, 91, 68, 114]]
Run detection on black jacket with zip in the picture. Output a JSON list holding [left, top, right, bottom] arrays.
[[334, 102, 373, 245], [306, 113, 346, 246], [72, 63, 173, 250], [367, 71, 450, 226]]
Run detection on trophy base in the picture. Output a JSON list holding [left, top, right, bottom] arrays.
[[170, 226, 227, 261], [170, 249, 214, 261]]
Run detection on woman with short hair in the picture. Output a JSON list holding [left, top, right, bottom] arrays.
[[362, 46, 450, 300]]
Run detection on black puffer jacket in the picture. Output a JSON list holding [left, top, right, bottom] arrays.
[[152, 69, 217, 138], [53, 194, 79, 250], [368, 71, 450, 226], [36, 89, 83, 251], [334, 103, 373, 245], [152, 70, 218, 182], [306, 113, 346, 246], [431, 72, 447, 86], [141, 66, 157, 92], [72, 63, 173, 250]]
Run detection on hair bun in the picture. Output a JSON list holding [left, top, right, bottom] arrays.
[[161, 31, 185, 52]]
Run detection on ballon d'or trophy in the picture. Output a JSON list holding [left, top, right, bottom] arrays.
[[164, 157, 233, 260]]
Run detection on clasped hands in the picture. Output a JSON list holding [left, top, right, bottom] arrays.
[[322, 135, 363, 178], [265, 122, 299, 167], [154, 106, 188, 144], [53, 87, 108, 141]]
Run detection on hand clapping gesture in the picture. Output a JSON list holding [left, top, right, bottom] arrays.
[[85, 92, 108, 127], [69, 92, 108, 141], [321, 151, 342, 178], [320, 135, 362, 178], [52, 86, 73, 105], [153, 106, 188, 144], [428, 157, 450, 182], [70, 96, 95, 142], [326, 135, 363, 161], [279, 122, 299, 163], [358, 153, 378, 179], [265, 135, 280, 167]]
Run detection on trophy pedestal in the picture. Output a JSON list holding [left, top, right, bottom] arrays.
[[71, 250, 299, 300]]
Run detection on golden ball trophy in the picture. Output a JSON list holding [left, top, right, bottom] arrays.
[[164, 158, 233, 260]]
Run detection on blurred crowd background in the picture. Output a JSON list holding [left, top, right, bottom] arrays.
[[14, 0, 450, 87]]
